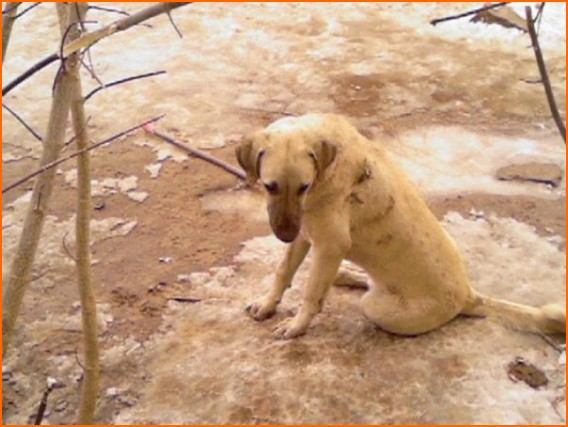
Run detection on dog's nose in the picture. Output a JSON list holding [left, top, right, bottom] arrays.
[[275, 228, 299, 243], [272, 221, 300, 243], [274, 224, 300, 242]]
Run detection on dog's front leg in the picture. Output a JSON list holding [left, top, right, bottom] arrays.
[[274, 245, 345, 339], [246, 238, 311, 321]]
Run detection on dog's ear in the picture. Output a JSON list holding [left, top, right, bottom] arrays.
[[310, 139, 337, 180], [236, 132, 266, 184]]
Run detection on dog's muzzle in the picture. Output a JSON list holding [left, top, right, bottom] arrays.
[[270, 217, 300, 243]]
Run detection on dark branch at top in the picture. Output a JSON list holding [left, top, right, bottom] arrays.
[[430, 2, 511, 26]]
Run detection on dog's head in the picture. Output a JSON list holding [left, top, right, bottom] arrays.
[[236, 128, 337, 243]]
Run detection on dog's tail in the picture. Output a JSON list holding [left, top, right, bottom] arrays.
[[461, 290, 566, 334]]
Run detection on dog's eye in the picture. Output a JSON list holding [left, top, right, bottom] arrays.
[[264, 181, 279, 195], [297, 183, 310, 195]]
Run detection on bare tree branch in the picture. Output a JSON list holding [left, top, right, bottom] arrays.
[[2, 102, 43, 142], [2, 2, 190, 97], [2, 53, 59, 96], [2, 115, 165, 195], [13, 2, 40, 19], [430, 2, 510, 26], [525, 6, 566, 144], [63, 2, 191, 57], [144, 125, 247, 181], [84, 70, 166, 102]]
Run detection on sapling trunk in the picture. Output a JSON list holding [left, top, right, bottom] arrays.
[[2, 2, 22, 63], [56, 3, 100, 424]]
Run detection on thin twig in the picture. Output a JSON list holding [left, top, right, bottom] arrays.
[[430, 2, 510, 26], [13, 2, 40, 19], [166, 11, 183, 38], [84, 70, 166, 102], [59, 22, 79, 72], [74, 346, 85, 370], [79, 57, 104, 87], [2, 54, 59, 96], [144, 125, 247, 181], [89, 4, 129, 16], [525, 6, 566, 144], [2, 115, 165, 194], [167, 297, 202, 303], [2, 103, 43, 142], [538, 333, 564, 353], [88, 4, 153, 29], [62, 232, 77, 261], [65, 116, 92, 147], [239, 107, 297, 117], [534, 2, 545, 37]]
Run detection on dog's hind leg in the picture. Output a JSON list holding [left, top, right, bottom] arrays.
[[246, 238, 311, 321], [360, 288, 462, 335], [334, 263, 369, 289]]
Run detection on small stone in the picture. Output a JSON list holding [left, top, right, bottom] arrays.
[[94, 201, 106, 211], [159, 257, 173, 264], [2, 366, 12, 382], [55, 400, 68, 412], [145, 163, 163, 179], [468, 208, 485, 219], [496, 162, 564, 187], [118, 395, 137, 407], [177, 274, 192, 283], [106, 387, 119, 398], [47, 377, 58, 389], [127, 191, 149, 203]]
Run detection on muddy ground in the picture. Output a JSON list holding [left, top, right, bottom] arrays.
[[2, 2, 566, 425]]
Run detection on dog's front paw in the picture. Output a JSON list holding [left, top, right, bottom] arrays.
[[245, 299, 277, 321], [273, 317, 308, 339]]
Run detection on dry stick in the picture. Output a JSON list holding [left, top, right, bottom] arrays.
[[525, 6, 566, 144], [56, 3, 99, 423], [84, 70, 166, 102], [2, 102, 43, 142], [33, 382, 55, 425], [144, 126, 247, 181], [430, 2, 510, 26], [2, 2, 22, 63], [2, 2, 190, 97], [2, 115, 165, 195]]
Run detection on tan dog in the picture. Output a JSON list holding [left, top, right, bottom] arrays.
[[237, 113, 566, 339]]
